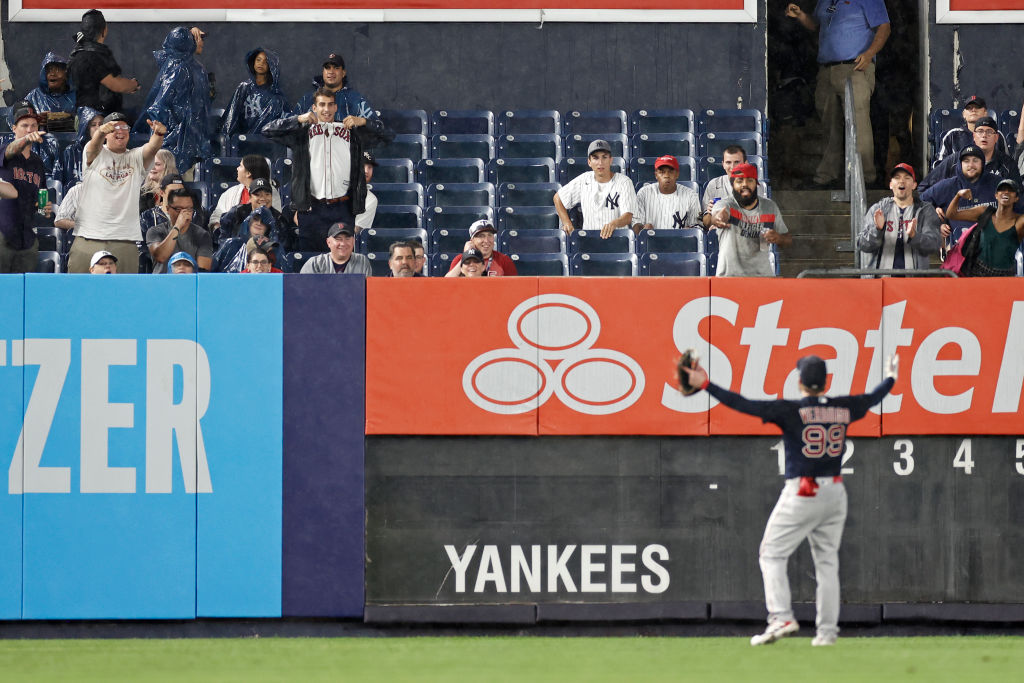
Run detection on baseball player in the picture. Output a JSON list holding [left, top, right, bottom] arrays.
[[554, 139, 636, 237], [679, 352, 898, 647], [633, 155, 702, 231]]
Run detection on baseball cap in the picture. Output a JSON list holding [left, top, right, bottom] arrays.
[[469, 219, 496, 237], [964, 94, 987, 109], [168, 251, 198, 270], [327, 222, 354, 238], [323, 53, 345, 68], [654, 155, 679, 170], [730, 162, 758, 180], [996, 178, 1020, 193], [797, 355, 827, 392], [362, 151, 377, 166], [11, 101, 36, 125], [461, 247, 484, 263], [889, 163, 915, 181], [959, 145, 985, 162], [974, 116, 998, 131], [89, 250, 117, 267], [160, 174, 186, 189], [102, 112, 129, 125], [249, 177, 272, 194], [587, 139, 612, 157]]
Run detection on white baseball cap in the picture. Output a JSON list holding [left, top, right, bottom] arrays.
[[89, 250, 118, 268]]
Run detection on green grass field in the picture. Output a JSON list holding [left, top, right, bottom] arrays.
[[0, 636, 1020, 682]]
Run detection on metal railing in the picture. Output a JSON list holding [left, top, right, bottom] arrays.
[[797, 268, 958, 278], [834, 77, 867, 267]]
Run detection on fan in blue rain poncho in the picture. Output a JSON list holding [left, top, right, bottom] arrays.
[[133, 26, 211, 173], [61, 106, 104, 188], [220, 48, 288, 138], [23, 52, 76, 116]]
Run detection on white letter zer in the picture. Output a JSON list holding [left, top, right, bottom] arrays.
[[10, 339, 71, 494], [80, 339, 136, 493]]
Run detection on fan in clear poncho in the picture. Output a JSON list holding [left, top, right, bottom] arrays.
[[220, 47, 288, 138]]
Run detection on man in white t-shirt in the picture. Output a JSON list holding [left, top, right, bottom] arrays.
[[633, 155, 702, 231], [67, 112, 165, 273], [554, 139, 636, 237]]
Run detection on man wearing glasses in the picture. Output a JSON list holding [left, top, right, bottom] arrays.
[[786, 1, 890, 189], [145, 175, 213, 274], [67, 112, 166, 273], [919, 117, 1022, 193]]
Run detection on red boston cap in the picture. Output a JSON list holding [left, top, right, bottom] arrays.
[[729, 162, 758, 180], [890, 163, 915, 181]]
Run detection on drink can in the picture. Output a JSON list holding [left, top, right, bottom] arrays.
[[38, 188, 48, 213]]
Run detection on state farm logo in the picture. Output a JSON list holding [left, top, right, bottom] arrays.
[[462, 294, 644, 415]]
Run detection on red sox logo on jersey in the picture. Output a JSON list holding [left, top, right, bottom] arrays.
[[463, 294, 644, 415], [308, 123, 351, 141]]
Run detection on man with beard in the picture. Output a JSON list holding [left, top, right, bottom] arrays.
[[293, 52, 377, 126], [709, 162, 791, 277], [67, 9, 140, 114], [386, 241, 420, 277], [919, 116, 1020, 193], [920, 145, 1007, 246], [857, 163, 941, 272]]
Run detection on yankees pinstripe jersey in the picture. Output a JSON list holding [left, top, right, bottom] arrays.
[[307, 121, 352, 200], [557, 171, 637, 230], [714, 195, 788, 277], [635, 183, 702, 229]]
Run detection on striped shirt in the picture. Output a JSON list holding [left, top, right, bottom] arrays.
[[307, 121, 352, 200], [635, 182, 702, 229], [557, 171, 637, 230]]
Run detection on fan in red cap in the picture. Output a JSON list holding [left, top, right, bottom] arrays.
[[858, 161, 942, 273], [633, 154, 703, 231]]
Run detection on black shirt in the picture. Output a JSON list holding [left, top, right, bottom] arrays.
[[68, 41, 123, 113], [0, 144, 47, 250]]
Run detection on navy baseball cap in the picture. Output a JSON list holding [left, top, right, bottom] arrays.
[[964, 95, 986, 109], [797, 355, 827, 392], [959, 145, 985, 162], [249, 177, 272, 194], [974, 116, 998, 131], [461, 247, 484, 263], [102, 112, 129, 125], [327, 222, 354, 238], [160, 174, 186, 189], [323, 53, 345, 68], [996, 178, 1020, 193]]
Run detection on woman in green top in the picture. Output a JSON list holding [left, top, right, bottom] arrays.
[[946, 179, 1024, 276]]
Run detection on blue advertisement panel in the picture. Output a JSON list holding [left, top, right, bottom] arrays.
[[21, 275, 198, 619], [282, 275, 366, 617], [0, 276, 24, 618], [196, 275, 283, 617]]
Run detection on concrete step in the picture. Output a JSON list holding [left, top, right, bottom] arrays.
[[785, 213, 853, 237], [783, 233, 854, 260], [779, 256, 857, 278]]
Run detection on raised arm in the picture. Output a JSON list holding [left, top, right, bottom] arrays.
[[141, 119, 167, 170], [945, 188, 989, 223], [785, 3, 818, 31]]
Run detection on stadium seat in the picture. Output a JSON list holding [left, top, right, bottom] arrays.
[[499, 229, 566, 255], [45, 178, 62, 205], [705, 228, 719, 276], [700, 155, 767, 185], [681, 180, 701, 194], [497, 109, 562, 137], [374, 134, 428, 163], [509, 252, 568, 276], [226, 133, 282, 160], [0, 106, 10, 132], [570, 252, 637, 276], [33, 227, 64, 253], [629, 109, 695, 136], [697, 132, 763, 158], [430, 252, 453, 276], [697, 109, 767, 137], [425, 182, 495, 208], [364, 252, 395, 276], [628, 156, 697, 186], [430, 110, 494, 136], [36, 250, 62, 273], [431, 228, 471, 257], [635, 228, 704, 254], [496, 134, 561, 163], [929, 108, 961, 146], [184, 181, 212, 214], [378, 109, 428, 136], [486, 158, 555, 185], [497, 182, 560, 208], [374, 159, 415, 184], [564, 133, 629, 161], [272, 157, 293, 188], [999, 109, 1019, 154], [199, 157, 244, 186], [416, 158, 485, 185], [631, 133, 695, 160], [558, 157, 625, 185], [639, 252, 706, 276], [373, 205, 424, 230], [369, 182, 424, 208], [425, 206, 495, 234], [357, 227, 428, 254], [497, 206, 562, 232], [284, 251, 322, 272], [562, 110, 628, 136], [430, 134, 495, 161], [1016, 248, 1023, 276], [568, 228, 634, 254]]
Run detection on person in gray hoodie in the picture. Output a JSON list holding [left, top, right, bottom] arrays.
[[858, 163, 941, 271]]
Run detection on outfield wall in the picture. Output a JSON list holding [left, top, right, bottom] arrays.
[[1, 274, 1022, 621]]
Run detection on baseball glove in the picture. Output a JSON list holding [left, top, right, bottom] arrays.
[[676, 349, 700, 396]]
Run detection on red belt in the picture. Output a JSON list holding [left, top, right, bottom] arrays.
[[797, 475, 842, 497], [315, 195, 349, 205]]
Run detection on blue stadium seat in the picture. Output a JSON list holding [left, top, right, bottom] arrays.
[[425, 206, 495, 234], [378, 109, 428, 136], [498, 182, 560, 207], [373, 205, 423, 230], [680, 180, 701, 195], [558, 157, 625, 185], [36, 251, 62, 273], [431, 228, 471, 257], [284, 251, 322, 272], [486, 157, 555, 185], [430, 110, 494, 136], [45, 178, 63, 205], [33, 227, 64, 253], [631, 133, 695, 160], [200, 157, 243, 186], [425, 182, 495, 208], [357, 227, 428, 254], [699, 154, 767, 185], [416, 158, 485, 185], [509, 253, 568, 276], [628, 156, 697, 186], [184, 181, 212, 214], [564, 133, 629, 160], [497, 134, 561, 162], [430, 252, 453, 276], [929, 108, 961, 146], [209, 180, 232, 210], [430, 134, 495, 161], [374, 134, 428, 162], [226, 133, 282, 160], [639, 252, 706, 276], [705, 228, 719, 276], [568, 228, 634, 254], [999, 109, 1019, 154], [272, 157, 293, 188], [497, 206, 561, 232], [570, 252, 637, 276], [629, 109, 695, 136], [635, 228, 704, 254], [499, 228, 566, 255], [697, 109, 767, 138], [0, 106, 10, 132], [562, 110, 628, 136], [697, 132, 763, 158], [369, 182, 424, 208], [497, 110, 562, 137], [374, 159, 415, 184], [364, 252, 395, 276]]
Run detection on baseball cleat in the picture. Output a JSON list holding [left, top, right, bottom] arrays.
[[750, 620, 799, 646], [811, 633, 837, 646]]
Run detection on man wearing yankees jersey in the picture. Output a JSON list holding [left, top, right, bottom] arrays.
[[857, 163, 941, 271], [263, 87, 385, 251], [554, 139, 636, 237], [633, 155, 701, 231], [709, 162, 791, 276]]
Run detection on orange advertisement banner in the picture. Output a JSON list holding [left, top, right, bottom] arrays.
[[366, 277, 1024, 436]]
